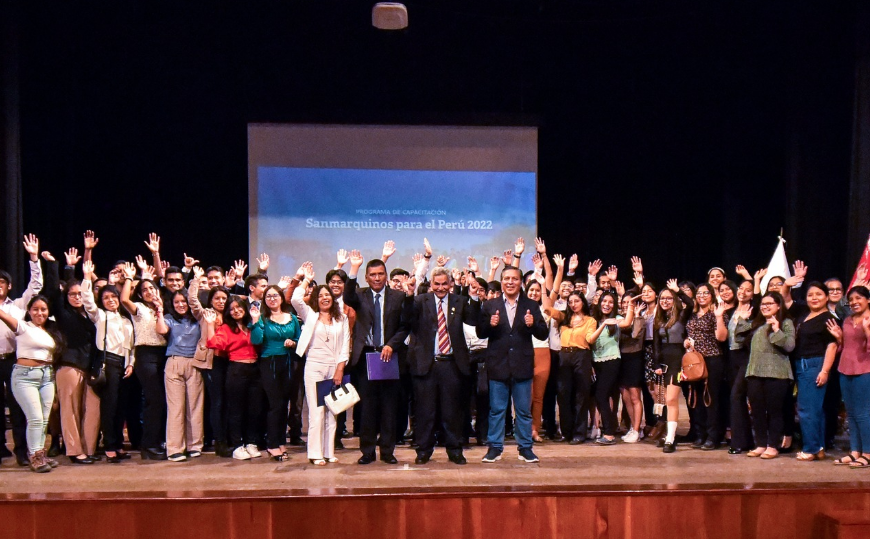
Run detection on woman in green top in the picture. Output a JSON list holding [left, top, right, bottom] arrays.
[[250, 284, 302, 461], [587, 290, 635, 445], [744, 291, 795, 459]]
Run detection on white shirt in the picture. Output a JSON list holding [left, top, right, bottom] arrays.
[[82, 279, 135, 367], [13, 320, 55, 363], [0, 260, 43, 355]]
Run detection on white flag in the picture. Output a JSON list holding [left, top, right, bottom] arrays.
[[761, 236, 791, 293]]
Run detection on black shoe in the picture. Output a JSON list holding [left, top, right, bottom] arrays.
[[690, 439, 705, 449], [448, 453, 467, 465], [380, 454, 398, 464], [663, 442, 676, 454], [701, 441, 720, 451], [0, 445, 12, 458], [15, 453, 29, 467], [202, 443, 215, 453], [141, 447, 168, 460], [106, 454, 122, 464], [358, 453, 376, 465], [396, 437, 408, 446], [215, 442, 233, 458], [289, 437, 305, 446], [415, 452, 431, 465], [68, 456, 95, 465], [728, 447, 743, 455], [48, 444, 62, 458], [656, 438, 665, 448], [334, 440, 345, 450], [555, 436, 569, 443], [88, 454, 103, 461], [341, 429, 352, 439], [569, 437, 584, 445], [116, 452, 132, 460]]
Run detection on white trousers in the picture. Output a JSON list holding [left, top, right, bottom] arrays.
[[304, 361, 337, 460]]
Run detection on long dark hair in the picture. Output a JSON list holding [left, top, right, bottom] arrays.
[[307, 284, 343, 322], [560, 291, 589, 328], [524, 280, 543, 306], [97, 284, 132, 320], [62, 279, 83, 311], [167, 289, 195, 322], [24, 295, 65, 359], [693, 282, 719, 314], [207, 285, 230, 309], [654, 288, 682, 331], [751, 291, 791, 331], [263, 285, 291, 320], [223, 297, 251, 333], [592, 291, 618, 336]]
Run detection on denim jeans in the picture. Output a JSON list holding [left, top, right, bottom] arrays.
[[11, 364, 55, 455], [488, 377, 532, 451], [795, 356, 827, 453], [841, 372, 870, 454]]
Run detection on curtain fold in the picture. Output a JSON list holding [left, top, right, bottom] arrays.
[[1, 0, 24, 288], [848, 1, 870, 273]]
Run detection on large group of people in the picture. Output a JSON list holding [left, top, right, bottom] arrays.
[[1, 231, 869, 473]]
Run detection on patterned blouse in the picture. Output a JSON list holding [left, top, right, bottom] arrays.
[[686, 311, 727, 358]]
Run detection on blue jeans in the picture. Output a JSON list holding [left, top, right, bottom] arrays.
[[488, 377, 532, 451], [841, 372, 870, 454], [795, 356, 827, 453], [11, 364, 55, 455]]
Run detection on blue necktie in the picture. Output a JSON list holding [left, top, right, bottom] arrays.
[[373, 293, 382, 347]]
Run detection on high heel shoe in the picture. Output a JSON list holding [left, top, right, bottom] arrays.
[[68, 455, 95, 465]]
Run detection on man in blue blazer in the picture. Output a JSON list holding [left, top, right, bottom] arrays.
[[404, 267, 480, 465], [476, 265, 549, 463]]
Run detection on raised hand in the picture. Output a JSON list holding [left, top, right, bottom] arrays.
[[451, 267, 461, 282], [606, 265, 618, 281], [256, 253, 270, 272], [382, 240, 396, 260], [524, 309, 534, 327], [568, 254, 579, 273], [83, 230, 99, 250], [82, 260, 95, 280], [123, 262, 137, 280], [224, 268, 237, 287], [603, 318, 618, 326], [490, 310, 500, 327], [514, 237, 525, 255], [534, 237, 546, 254], [22, 234, 39, 261], [767, 316, 780, 333], [423, 238, 433, 257], [250, 304, 260, 323], [184, 253, 200, 269], [144, 233, 160, 253], [348, 249, 363, 269], [412, 253, 425, 270], [531, 253, 543, 269], [160, 260, 170, 272], [135, 255, 148, 271], [553, 253, 565, 268], [714, 301, 727, 318], [735, 265, 752, 280], [141, 266, 154, 281], [614, 280, 625, 297], [233, 259, 248, 277], [489, 256, 501, 273], [436, 255, 450, 267], [502, 250, 513, 267], [301, 261, 315, 281], [754, 268, 767, 281], [278, 276, 292, 289], [65, 248, 82, 266], [467, 256, 479, 274], [826, 318, 842, 339], [631, 256, 643, 273], [633, 271, 644, 288], [402, 276, 417, 296], [202, 308, 217, 324], [192, 266, 205, 281], [336, 249, 349, 267], [667, 279, 679, 292], [588, 259, 602, 276], [41, 251, 55, 262], [735, 304, 753, 320], [793, 260, 808, 279]]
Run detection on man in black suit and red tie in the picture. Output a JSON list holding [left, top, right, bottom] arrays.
[[343, 250, 409, 464], [476, 260, 549, 463], [403, 266, 480, 465]]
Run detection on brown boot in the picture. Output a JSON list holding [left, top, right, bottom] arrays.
[[647, 420, 667, 441], [29, 450, 52, 473]]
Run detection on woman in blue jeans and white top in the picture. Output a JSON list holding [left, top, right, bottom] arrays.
[[789, 282, 838, 461], [0, 295, 62, 473], [291, 262, 349, 466]]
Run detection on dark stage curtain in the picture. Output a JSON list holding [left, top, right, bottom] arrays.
[[847, 0, 870, 271], [1, 1, 24, 288]]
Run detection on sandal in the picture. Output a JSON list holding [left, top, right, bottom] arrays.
[[326, 457, 338, 463], [746, 447, 766, 458], [796, 452, 821, 462], [271, 452, 290, 462], [849, 456, 870, 469], [834, 454, 859, 465], [310, 459, 326, 466]]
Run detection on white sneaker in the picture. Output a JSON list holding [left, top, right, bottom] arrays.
[[232, 446, 251, 460], [245, 444, 262, 458], [621, 429, 635, 442], [589, 427, 601, 440], [623, 430, 640, 443]]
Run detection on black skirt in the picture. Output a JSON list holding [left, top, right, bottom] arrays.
[[618, 350, 645, 388]]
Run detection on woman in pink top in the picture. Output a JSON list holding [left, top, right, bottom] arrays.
[[827, 285, 870, 468]]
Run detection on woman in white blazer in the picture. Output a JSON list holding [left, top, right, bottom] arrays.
[[291, 262, 350, 466]]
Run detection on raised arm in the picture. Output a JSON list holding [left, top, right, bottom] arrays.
[[120, 263, 139, 316], [144, 233, 164, 279], [83, 230, 98, 263], [80, 264, 101, 323], [547, 254, 565, 306], [188, 267, 204, 320], [17, 234, 43, 308]]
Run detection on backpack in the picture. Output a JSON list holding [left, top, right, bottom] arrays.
[[681, 350, 711, 407]]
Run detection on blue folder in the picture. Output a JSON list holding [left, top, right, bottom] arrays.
[[366, 351, 400, 380], [316, 375, 352, 407]]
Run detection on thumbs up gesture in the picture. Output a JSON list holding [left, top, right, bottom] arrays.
[[524, 309, 534, 327], [490, 310, 500, 327]]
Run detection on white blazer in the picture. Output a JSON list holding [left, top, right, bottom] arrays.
[[291, 284, 350, 362]]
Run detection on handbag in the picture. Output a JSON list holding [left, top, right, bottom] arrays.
[[680, 349, 711, 407], [324, 382, 361, 415], [86, 315, 108, 391]]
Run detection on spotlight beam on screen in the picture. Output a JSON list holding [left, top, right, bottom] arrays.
[[248, 124, 538, 281]]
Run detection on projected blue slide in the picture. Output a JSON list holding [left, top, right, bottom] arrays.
[[254, 167, 537, 279]]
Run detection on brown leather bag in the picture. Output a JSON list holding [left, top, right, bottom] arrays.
[[681, 350, 711, 408]]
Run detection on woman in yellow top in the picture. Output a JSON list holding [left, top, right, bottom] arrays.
[[556, 291, 598, 444]]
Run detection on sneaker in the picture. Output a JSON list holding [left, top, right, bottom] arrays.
[[232, 446, 251, 460], [481, 448, 502, 463], [589, 427, 601, 440], [167, 453, 187, 462], [518, 448, 540, 463], [245, 444, 262, 458], [29, 450, 51, 473], [595, 436, 617, 446], [623, 430, 640, 444], [621, 428, 635, 442], [187, 450, 202, 458]]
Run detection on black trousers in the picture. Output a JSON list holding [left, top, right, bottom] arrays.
[[355, 353, 399, 457], [593, 358, 622, 437], [121, 372, 143, 449], [259, 354, 292, 449], [396, 370, 414, 441], [823, 360, 842, 446], [100, 358, 127, 451], [134, 346, 167, 450], [226, 362, 264, 447], [413, 359, 464, 456], [747, 376, 790, 447], [286, 356, 305, 440], [542, 350, 559, 437], [203, 356, 228, 444], [470, 350, 489, 442], [728, 348, 754, 450], [0, 354, 27, 458], [557, 349, 593, 440]]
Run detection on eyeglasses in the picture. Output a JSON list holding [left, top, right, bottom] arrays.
[[67, 292, 83, 297], [696, 291, 711, 296], [760, 302, 777, 307], [828, 288, 843, 292], [265, 294, 282, 300]]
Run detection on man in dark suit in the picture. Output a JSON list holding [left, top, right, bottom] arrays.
[[476, 265, 549, 463], [404, 267, 480, 465], [343, 251, 409, 464]]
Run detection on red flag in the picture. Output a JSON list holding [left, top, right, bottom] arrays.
[[848, 234, 870, 290]]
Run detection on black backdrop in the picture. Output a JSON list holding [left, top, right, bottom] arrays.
[[2, 0, 866, 288]]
